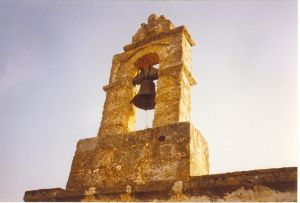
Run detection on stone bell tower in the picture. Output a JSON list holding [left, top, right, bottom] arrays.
[[24, 14, 210, 201], [23, 14, 297, 202], [63, 14, 209, 194]]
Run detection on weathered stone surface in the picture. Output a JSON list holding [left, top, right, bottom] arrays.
[[24, 167, 297, 202], [66, 122, 209, 194]]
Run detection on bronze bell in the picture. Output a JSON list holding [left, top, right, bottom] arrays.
[[131, 65, 158, 110], [132, 79, 156, 110]]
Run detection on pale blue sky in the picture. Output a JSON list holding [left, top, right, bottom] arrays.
[[0, 0, 297, 201]]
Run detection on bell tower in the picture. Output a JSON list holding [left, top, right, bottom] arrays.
[[62, 14, 209, 194], [67, 13, 209, 195], [24, 14, 210, 200], [98, 14, 197, 137], [23, 14, 298, 202]]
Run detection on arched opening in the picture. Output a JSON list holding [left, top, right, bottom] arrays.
[[132, 53, 159, 130]]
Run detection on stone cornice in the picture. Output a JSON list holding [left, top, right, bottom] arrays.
[[103, 76, 132, 92], [159, 62, 197, 86]]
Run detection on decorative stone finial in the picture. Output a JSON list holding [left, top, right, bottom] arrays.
[[132, 14, 175, 44]]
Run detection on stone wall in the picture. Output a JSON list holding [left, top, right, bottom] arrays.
[[24, 167, 297, 202], [66, 122, 209, 194]]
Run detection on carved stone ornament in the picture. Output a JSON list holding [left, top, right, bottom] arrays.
[[132, 14, 175, 44]]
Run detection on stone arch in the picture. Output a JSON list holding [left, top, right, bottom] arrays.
[[114, 43, 171, 83], [134, 52, 160, 69]]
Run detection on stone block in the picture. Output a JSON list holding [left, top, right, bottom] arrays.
[[66, 122, 209, 194]]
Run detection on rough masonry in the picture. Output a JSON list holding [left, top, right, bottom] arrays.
[[24, 167, 297, 202], [66, 122, 209, 194]]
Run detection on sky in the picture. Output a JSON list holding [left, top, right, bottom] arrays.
[[0, 0, 297, 201]]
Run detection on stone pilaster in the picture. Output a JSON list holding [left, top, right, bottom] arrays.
[[98, 78, 136, 137]]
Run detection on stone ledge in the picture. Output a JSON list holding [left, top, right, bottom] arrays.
[[24, 167, 297, 202]]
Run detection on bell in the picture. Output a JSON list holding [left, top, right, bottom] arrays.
[[132, 80, 156, 110]]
